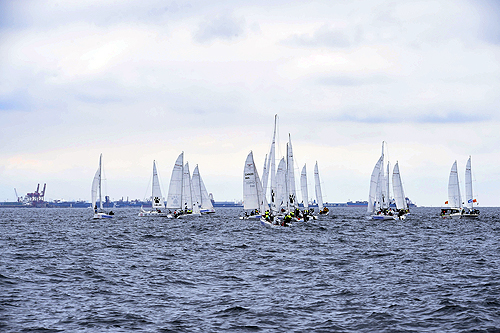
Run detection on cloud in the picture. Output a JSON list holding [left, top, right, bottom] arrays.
[[0, 90, 32, 112], [1, 0, 500, 206], [316, 74, 392, 87], [282, 25, 353, 48], [193, 14, 246, 43], [475, 0, 500, 44], [332, 109, 492, 124]]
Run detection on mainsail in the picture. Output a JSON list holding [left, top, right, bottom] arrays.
[[166, 152, 184, 209], [448, 160, 462, 208], [314, 162, 324, 212], [301, 164, 309, 209], [392, 162, 407, 210]]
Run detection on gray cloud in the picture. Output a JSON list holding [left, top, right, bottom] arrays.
[[193, 14, 246, 43], [475, 0, 500, 44], [0, 90, 32, 112], [316, 74, 392, 87], [282, 25, 353, 48], [332, 109, 492, 124]]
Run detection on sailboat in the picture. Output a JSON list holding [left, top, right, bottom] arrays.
[[314, 161, 329, 216], [300, 164, 317, 221], [441, 157, 480, 218], [138, 160, 170, 217], [368, 142, 396, 220], [463, 156, 480, 218], [91, 154, 114, 219], [165, 153, 202, 218], [241, 151, 268, 221], [392, 161, 409, 220], [440, 160, 463, 218], [192, 165, 215, 214], [166, 152, 185, 218]]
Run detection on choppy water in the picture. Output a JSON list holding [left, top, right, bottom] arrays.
[[1, 207, 500, 332]]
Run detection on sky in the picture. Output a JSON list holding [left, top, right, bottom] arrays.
[[1, 0, 500, 207]]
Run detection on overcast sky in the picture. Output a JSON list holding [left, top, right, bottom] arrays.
[[1, 0, 500, 207]]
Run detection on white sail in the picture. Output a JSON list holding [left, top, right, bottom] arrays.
[[151, 160, 164, 210], [192, 165, 215, 213], [465, 156, 473, 209], [375, 168, 383, 211], [368, 156, 384, 213], [314, 161, 324, 211], [91, 154, 102, 211], [188, 166, 200, 215], [392, 162, 407, 210], [276, 157, 286, 211], [182, 162, 193, 211], [243, 151, 268, 212], [262, 154, 269, 198], [287, 135, 297, 209], [301, 164, 309, 209], [243, 152, 260, 210], [448, 160, 462, 208], [192, 165, 202, 210], [386, 161, 390, 208], [166, 152, 184, 209], [255, 163, 268, 214]]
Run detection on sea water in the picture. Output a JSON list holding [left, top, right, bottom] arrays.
[[1, 207, 499, 332]]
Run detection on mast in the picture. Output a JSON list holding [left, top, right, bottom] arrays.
[[269, 115, 277, 213], [286, 142, 290, 212], [380, 141, 388, 209], [99, 154, 103, 210], [262, 154, 268, 197]]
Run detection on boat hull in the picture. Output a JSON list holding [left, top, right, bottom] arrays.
[[239, 215, 262, 220], [461, 213, 480, 218], [138, 211, 172, 218], [371, 214, 396, 220], [93, 213, 113, 219]]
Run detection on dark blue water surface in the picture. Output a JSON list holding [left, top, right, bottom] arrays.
[[1, 207, 500, 332]]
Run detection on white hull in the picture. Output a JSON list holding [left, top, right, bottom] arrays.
[[371, 214, 396, 220], [441, 213, 463, 219], [260, 218, 274, 228], [440, 207, 470, 219], [461, 213, 480, 218], [138, 210, 172, 218], [93, 212, 113, 219], [441, 212, 479, 219], [239, 214, 262, 220]]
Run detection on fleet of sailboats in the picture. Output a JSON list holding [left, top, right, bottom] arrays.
[[88, 128, 482, 223], [240, 115, 325, 227]]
